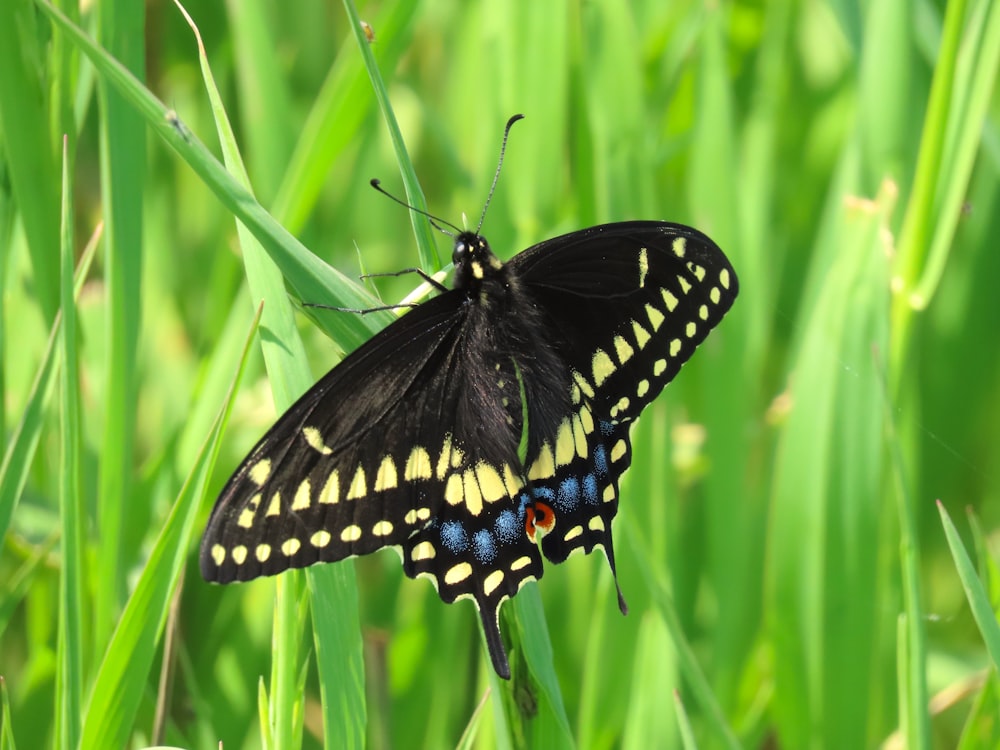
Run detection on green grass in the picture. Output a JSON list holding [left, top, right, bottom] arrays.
[[2, 0, 1000, 748]]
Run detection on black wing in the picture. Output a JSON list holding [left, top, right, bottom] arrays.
[[508, 221, 738, 589], [201, 290, 545, 679]]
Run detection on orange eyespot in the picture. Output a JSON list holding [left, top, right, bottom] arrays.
[[524, 501, 556, 543]]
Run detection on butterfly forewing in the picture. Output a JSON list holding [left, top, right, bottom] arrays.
[[506, 222, 736, 594], [202, 293, 474, 582], [511, 222, 738, 424]]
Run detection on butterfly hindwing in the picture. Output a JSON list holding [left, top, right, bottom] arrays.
[[401, 485, 543, 678]]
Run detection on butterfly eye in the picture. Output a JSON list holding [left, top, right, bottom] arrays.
[[453, 236, 472, 265]]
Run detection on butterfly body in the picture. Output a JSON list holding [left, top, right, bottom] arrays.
[[202, 221, 738, 678]]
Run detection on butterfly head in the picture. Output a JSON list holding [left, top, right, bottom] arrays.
[[453, 231, 504, 290]]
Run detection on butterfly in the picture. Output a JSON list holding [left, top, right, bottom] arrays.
[[200, 119, 738, 679]]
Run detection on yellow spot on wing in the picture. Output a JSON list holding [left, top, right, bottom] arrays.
[[445, 562, 472, 584], [311, 531, 331, 547], [720, 268, 731, 289], [373, 520, 393, 536], [555, 420, 576, 466], [256, 544, 271, 561], [662, 289, 679, 312], [528, 442, 556, 480], [685, 322, 697, 338], [475, 463, 507, 502], [302, 427, 333, 455], [405, 508, 431, 524], [232, 545, 248, 565], [319, 471, 339, 504], [614, 335, 634, 364], [503, 464, 523, 496], [637, 379, 650, 397], [411, 541, 435, 561], [347, 466, 367, 499], [266, 492, 281, 517], [292, 479, 311, 510], [638, 247, 649, 287], [249, 459, 272, 486], [588, 516, 605, 531], [341, 525, 362, 542], [462, 471, 484, 515], [483, 570, 505, 596], [678, 276, 692, 294], [444, 473, 464, 505], [573, 370, 595, 399], [592, 348, 615, 387], [710, 287, 721, 304], [632, 319, 652, 349], [672, 237, 686, 258], [237, 507, 255, 528], [611, 440, 628, 462], [211, 544, 225, 566], [564, 526, 583, 541], [436, 435, 453, 480], [646, 303, 665, 331], [654, 359, 667, 376], [510, 556, 532, 571], [281, 538, 301, 556], [374, 455, 398, 491], [404, 446, 432, 480]]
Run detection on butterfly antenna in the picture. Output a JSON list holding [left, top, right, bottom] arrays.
[[476, 114, 524, 235], [369, 179, 461, 236]]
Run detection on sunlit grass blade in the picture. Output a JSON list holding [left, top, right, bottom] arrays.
[[55, 134, 83, 750], [638, 562, 740, 750], [892, 0, 1000, 368], [342, 0, 438, 272], [0, 676, 15, 750], [35, 0, 386, 353], [767, 163, 894, 748], [172, 3, 367, 745], [79, 306, 262, 748], [0, 0, 60, 323], [877, 329, 930, 750], [673, 690, 697, 750], [937, 502, 1000, 671], [0, 224, 98, 545], [91, 0, 147, 657], [455, 688, 491, 750], [0, 532, 58, 639], [272, 2, 419, 235]]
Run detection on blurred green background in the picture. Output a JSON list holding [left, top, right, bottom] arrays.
[[1, 0, 999, 748]]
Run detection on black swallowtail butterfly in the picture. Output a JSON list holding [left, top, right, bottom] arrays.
[[200, 117, 738, 679]]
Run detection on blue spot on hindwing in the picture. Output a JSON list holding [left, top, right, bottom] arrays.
[[599, 420, 615, 437], [583, 473, 599, 504], [556, 476, 581, 511], [593, 445, 609, 478], [473, 530, 497, 562], [531, 486, 555, 502], [440, 521, 468, 553], [494, 510, 520, 544]]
